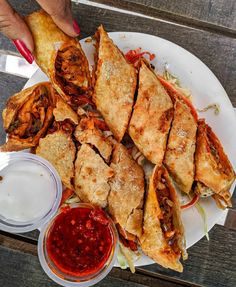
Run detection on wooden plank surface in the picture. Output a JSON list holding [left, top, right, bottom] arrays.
[[92, 0, 236, 32], [1, 1, 236, 107], [1, 222, 236, 287], [0, 234, 188, 287], [0, 247, 148, 287]]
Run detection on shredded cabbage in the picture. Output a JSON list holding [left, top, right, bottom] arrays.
[[163, 69, 192, 99], [65, 195, 80, 204], [118, 243, 141, 273], [195, 202, 210, 241], [117, 247, 129, 270], [197, 103, 220, 115]]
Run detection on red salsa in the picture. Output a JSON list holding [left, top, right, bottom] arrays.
[[46, 206, 114, 277]]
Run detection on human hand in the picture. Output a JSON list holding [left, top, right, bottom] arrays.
[[0, 0, 80, 63]]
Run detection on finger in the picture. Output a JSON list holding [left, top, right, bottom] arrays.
[[0, 0, 34, 63], [36, 0, 80, 37]]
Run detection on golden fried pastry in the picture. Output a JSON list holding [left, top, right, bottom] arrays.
[[26, 10, 91, 103], [164, 100, 197, 193], [53, 95, 79, 124], [36, 129, 76, 189], [194, 119, 235, 208], [1, 82, 56, 151], [74, 143, 114, 208], [140, 165, 187, 272], [93, 25, 137, 142], [74, 117, 112, 162], [108, 143, 145, 244], [129, 61, 173, 166]]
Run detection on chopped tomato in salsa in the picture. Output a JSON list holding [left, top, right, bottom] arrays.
[[46, 207, 113, 277]]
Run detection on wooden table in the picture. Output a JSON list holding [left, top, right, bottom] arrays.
[[0, 1, 236, 286]]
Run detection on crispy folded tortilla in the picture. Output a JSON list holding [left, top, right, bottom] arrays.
[[93, 25, 137, 142], [36, 129, 76, 189], [164, 100, 197, 193], [74, 143, 114, 208], [129, 61, 173, 165], [108, 143, 145, 239], [74, 117, 112, 162], [26, 10, 91, 103], [140, 165, 187, 272], [194, 119, 235, 208], [0, 82, 55, 152]]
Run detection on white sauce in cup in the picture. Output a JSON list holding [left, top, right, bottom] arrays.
[[0, 160, 56, 222]]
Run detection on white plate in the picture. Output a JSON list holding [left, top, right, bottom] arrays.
[[25, 32, 236, 267]]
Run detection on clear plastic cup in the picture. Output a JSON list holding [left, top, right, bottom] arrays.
[[0, 152, 62, 233], [38, 203, 118, 287]]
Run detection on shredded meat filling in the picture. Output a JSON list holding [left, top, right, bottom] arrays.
[[156, 175, 180, 255], [206, 127, 230, 175], [48, 119, 74, 135], [8, 87, 51, 139], [55, 46, 90, 97], [55, 46, 93, 111]]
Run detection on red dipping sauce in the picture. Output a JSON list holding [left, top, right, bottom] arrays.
[[46, 206, 114, 277]]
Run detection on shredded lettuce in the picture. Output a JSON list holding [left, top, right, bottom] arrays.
[[197, 103, 220, 115], [163, 69, 180, 86], [118, 243, 141, 273], [163, 69, 192, 99], [65, 195, 80, 204], [195, 202, 210, 241], [117, 247, 129, 270]]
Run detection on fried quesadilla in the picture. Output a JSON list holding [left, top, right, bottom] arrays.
[[74, 143, 114, 208], [36, 129, 76, 189], [164, 100, 197, 193], [93, 25, 137, 142], [194, 119, 235, 208], [26, 11, 91, 104], [74, 117, 112, 162], [0, 82, 55, 151], [140, 165, 187, 272], [129, 61, 173, 166], [108, 143, 145, 250]]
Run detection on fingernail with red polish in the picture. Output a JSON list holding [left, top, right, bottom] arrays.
[[73, 20, 81, 35], [12, 39, 34, 64]]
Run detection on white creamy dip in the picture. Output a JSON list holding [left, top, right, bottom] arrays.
[[0, 160, 56, 222]]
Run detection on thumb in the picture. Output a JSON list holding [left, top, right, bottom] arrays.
[[0, 0, 34, 62], [36, 0, 80, 37]]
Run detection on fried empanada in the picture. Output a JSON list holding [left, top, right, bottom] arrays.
[[74, 143, 114, 208], [140, 165, 187, 272], [26, 10, 91, 103], [36, 129, 76, 189], [129, 61, 173, 165], [194, 119, 235, 208], [108, 143, 145, 243], [74, 117, 112, 162], [164, 100, 197, 193], [93, 25, 137, 142], [1, 82, 56, 152]]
